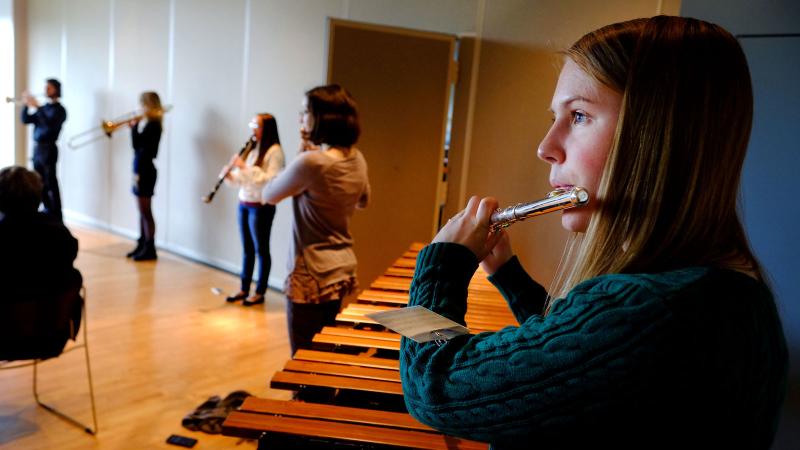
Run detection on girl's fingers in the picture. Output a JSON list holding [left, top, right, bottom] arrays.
[[463, 196, 480, 218], [484, 228, 504, 252], [476, 197, 498, 225]]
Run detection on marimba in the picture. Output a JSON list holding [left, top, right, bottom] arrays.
[[223, 243, 518, 449]]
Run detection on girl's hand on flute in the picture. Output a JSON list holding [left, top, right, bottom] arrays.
[[480, 231, 513, 276], [432, 196, 503, 261], [299, 130, 320, 152], [300, 140, 320, 152]]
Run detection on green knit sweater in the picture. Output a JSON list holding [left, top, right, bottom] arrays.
[[400, 243, 787, 450]]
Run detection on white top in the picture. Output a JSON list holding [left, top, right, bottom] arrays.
[[226, 143, 285, 203]]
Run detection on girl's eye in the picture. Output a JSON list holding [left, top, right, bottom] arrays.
[[572, 111, 588, 124]]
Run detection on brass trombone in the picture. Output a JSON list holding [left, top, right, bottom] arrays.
[[67, 105, 172, 149]]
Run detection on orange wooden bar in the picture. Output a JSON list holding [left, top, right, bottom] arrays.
[[222, 242, 509, 449]]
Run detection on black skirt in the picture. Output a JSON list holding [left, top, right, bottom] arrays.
[[133, 165, 157, 197]]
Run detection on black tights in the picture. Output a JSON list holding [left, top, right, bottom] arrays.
[[137, 196, 155, 241]]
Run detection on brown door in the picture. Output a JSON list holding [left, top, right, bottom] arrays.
[[327, 19, 457, 292]]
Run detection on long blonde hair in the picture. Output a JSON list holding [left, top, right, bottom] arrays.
[[553, 16, 762, 301], [140, 91, 163, 122]]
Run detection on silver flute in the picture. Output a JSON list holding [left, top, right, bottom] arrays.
[[489, 186, 590, 233]]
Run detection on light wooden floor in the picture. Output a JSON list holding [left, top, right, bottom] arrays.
[[0, 224, 292, 449]]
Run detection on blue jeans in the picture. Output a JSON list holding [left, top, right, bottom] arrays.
[[238, 203, 276, 295]]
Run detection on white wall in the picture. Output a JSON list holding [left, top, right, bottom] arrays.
[[21, 0, 678, 289], [21, 0, 477, 288], [0, 0, 13, 168]]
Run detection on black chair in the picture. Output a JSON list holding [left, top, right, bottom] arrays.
[[0, 272, 98, 435]]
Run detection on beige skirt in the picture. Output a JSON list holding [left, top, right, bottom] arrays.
[[284, 256, 358, 304]]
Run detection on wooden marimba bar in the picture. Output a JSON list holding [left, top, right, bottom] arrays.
[[223, 243, 517, 449]]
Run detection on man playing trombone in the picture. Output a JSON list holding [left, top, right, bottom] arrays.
[[20, 78, 67, 221]]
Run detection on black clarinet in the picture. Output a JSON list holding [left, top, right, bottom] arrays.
[[202, 136, 257, 203]]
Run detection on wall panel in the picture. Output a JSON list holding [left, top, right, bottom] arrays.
[[166, 0, 247, 269], [60, 0, 111, 221], [348, 0, 477, 35], [0, 0, 15, 168], [108, 0, 171, 237], [24, 0, 63, 162], [25, 0, 61, 102]]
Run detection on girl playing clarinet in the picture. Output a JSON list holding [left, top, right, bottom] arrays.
[[223, 113, 285, 306]]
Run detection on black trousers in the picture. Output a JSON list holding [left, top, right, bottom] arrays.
[[286, 299, 342, 356], [33, 143, 62, 221]]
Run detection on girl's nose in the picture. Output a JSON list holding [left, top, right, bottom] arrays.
[[537, 127, 565, 165]]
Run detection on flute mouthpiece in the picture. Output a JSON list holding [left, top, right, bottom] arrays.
[[489, 186, 589, 232]]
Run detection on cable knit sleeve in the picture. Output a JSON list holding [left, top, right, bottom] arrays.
[[487, 255, 548, 323], [400, 242, 675, 445]]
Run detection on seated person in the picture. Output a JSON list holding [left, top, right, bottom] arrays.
[[0, 165, 81, 314]]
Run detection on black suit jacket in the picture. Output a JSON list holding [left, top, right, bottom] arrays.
[[0, 212, 79, 299], [0, 212, 82, 360]]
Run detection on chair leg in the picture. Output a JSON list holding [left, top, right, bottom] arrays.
[[32, 303, 98, 435]]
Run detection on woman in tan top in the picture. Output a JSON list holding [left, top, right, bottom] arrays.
[[263, 84, 370, 355]]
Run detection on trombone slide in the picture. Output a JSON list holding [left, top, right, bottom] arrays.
[[101, 104, 173, 137], [67, 105, 173, 149], [489, 187, 590, 232]]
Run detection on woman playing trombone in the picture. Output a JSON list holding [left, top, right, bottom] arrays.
[[400, 16, 787, 449], [223, 113, 285, 306], [126, 91, 163, 261]]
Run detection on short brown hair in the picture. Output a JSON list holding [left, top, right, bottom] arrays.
[[0, 166, 43, 215], [46, 78, 62, 98], [305, 84, 360, 148]]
